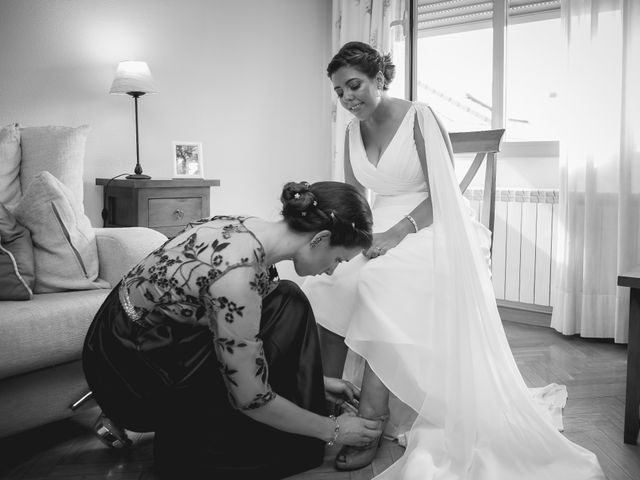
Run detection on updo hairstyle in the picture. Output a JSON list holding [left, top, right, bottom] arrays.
[[281, 181, 373, 249], [326, 41, 396, 90]]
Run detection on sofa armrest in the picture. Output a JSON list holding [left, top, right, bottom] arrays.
[[95, 227, 167, 286]]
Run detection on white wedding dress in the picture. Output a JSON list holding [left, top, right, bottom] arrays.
[[302, 103, 604, 479]]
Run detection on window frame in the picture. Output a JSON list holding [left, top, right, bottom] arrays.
[[406, 0, 561, 158]]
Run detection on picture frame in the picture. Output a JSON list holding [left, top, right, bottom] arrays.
[[172, 141, 204, 178]]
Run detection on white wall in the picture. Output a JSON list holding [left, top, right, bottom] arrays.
[[0, 0, 333, 225]]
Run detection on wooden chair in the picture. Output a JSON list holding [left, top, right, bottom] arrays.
[[449, 129, 506, 254]]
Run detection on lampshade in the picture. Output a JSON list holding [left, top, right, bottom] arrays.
[[109, 61, 158, 95]]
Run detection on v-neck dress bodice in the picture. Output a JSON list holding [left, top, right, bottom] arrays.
[[348, 106, 430, 233], [349, 105, 427, 197]]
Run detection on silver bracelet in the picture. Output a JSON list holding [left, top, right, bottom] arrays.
[[404, 214, 419, 233], [327, 414, 340, 446]]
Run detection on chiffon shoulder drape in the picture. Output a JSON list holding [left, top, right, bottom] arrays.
[[302, 103, 604, 479]]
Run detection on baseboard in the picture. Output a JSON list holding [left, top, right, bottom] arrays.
[[497, 300, 552, 328]]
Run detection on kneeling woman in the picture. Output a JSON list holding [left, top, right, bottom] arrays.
[[82, 181, 382, 479]]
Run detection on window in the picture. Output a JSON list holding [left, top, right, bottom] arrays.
[[388, 18, 409, 100], [506, 8, 562, 141], [396, 0, 561, 149], [416, 23, 493, 132]]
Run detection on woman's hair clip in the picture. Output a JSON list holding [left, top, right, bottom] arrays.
[[330, 211, 336, 219], [294, 193, 301, 199], [313, 200, 318, 207], [302, 181, 310, 190]]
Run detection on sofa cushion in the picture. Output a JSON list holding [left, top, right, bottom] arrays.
[[19, 125, 90, 206], [0, 360, 89, 438], [0, 123, 22, 211], [14, 171, 109, 293], [0, 203, 35, 300], [0, 289, 109, 380]]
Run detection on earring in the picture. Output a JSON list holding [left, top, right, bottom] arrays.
[[310, 238, 321, 248]]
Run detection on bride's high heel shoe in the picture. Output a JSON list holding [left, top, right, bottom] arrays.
[[335, 413, 389, 471]]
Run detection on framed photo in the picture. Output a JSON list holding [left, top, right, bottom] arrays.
[[172, 141, 204, 178]]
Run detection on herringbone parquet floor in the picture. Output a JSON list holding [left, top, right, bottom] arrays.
[[1, 321, 638, 479]]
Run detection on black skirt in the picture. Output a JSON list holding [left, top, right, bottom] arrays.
[[83, 280, 327, 479]]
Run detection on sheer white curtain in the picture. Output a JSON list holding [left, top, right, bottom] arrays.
[[329, 0, 403, 180], [551, 0, 640, 343]]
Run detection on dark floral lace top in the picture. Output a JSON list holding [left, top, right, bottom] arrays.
[[119, 216, 276, 411]]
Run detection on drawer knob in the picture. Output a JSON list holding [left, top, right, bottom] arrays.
[[174, 209, 185, 220]]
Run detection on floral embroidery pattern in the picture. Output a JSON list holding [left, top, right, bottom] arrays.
[[244, 391, 277, 410], [250, 271, 271, 296], [121, 216, 275, 411]]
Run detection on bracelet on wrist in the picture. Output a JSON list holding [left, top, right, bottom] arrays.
[[404, 214, 419, 233], [327, 414, 340, 446]]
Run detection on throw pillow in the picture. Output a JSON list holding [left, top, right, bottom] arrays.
[[0, 123, 22, 211], [14, 171, 109, 293], [0, 202, 35, 300], [19, 125, 90, 207]]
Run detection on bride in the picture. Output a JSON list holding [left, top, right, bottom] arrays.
[[301, 41, 605, 479]]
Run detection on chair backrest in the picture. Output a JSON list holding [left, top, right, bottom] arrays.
[[449, 129, 505, 253]]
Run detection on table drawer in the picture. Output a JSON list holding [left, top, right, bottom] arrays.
[[148, 197, 202, 227]]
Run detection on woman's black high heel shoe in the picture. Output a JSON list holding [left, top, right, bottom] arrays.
[[93, 413, 132, 449], [335, 413, 389, 471]]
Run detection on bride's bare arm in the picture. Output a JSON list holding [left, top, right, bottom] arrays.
[[403, 197, 433, 232], [363, 197, 433, 258], [343, 130, 366, 196]]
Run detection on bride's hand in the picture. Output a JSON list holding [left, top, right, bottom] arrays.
[[363, 229, 405, 259]]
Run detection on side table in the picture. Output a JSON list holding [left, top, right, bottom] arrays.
[[96, 178, 221, 238], [618, 266, 640, 444]]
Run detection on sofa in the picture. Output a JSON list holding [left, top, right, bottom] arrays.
[[0, 124, 167, 438]]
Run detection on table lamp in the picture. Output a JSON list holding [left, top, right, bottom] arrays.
[[109, 61, 158, 179]]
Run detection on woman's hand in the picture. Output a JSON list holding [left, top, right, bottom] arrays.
[[324, 377, 360, 408], [363, 227, 407, 259], [336, 412, 383, 447], [364, 200, 431, 259]]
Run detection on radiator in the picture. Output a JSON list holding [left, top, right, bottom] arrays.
[[464, 188, 559, 308]]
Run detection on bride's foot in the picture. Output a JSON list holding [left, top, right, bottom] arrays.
[[335, 413, 389, 471]]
